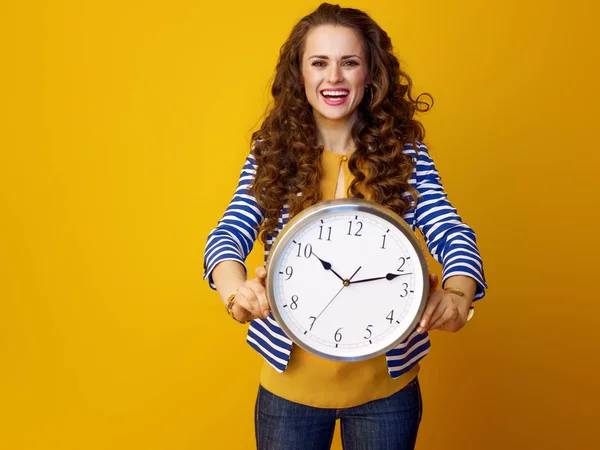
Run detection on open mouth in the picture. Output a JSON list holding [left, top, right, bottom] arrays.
[[320, 89, 350, 100]]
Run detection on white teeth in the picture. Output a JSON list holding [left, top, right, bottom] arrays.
[[322, 90, 349, 97]]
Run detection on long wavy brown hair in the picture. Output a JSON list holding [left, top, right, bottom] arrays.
[[251, 3, 433, 244]]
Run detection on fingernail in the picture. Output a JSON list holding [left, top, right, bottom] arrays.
[[263, 310, 270, 318], [420, 320, 426, 327], [416, 327, 423, 334]]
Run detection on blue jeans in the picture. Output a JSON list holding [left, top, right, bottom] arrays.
[[254, 377, 422, 450]]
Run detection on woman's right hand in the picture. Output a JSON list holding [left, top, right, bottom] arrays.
[[229, 266, 270, 323]]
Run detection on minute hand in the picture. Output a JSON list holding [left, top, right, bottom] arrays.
[[351, 272, 413, 284]]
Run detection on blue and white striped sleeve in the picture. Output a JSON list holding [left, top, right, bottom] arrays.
[[203, 152, 264, 290], [414, 143, 488, 301]]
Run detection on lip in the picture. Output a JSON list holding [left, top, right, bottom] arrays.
[[320, 88, 350, 106]]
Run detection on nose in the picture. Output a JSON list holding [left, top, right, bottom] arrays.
[[327, 64, 344, 84]]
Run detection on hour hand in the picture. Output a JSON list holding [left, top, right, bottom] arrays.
[[351, 272, 412, 284], [311, 252, 345, 282]]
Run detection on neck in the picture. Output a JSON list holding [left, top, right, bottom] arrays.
[[314, 110, 358, 155]]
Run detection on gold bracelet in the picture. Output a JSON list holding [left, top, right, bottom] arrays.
[[226, 292, 237, 314], [443, 287, 475, 321], [443, 287, 464, 297], [226, 291, 248, 324]]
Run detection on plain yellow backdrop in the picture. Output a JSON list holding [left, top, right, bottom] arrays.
[[1, 1, 599, 449]]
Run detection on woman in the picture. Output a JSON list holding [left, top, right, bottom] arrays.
[[204, 3, 487, 449]]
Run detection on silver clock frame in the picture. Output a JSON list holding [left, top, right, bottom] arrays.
[[265, 198, 430, 362]]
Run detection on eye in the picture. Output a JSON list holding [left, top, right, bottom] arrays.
[[311, 60, 326, 67], [343, 60, 359, 67]]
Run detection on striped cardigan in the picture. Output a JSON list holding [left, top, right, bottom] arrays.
[[204, 142, 487, 378]]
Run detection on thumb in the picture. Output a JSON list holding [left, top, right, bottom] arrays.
[[429, 273, 439, 294], [255, 266, 267, 281]]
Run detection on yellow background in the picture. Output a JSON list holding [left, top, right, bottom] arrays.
[[1, 1, 599, 449]]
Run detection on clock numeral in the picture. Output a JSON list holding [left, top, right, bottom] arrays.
[[308, 316, 316, 331], [290, 295, 299, 310], [381, 234, 387, 249], [296, 243, 313, 258], [364, 324, 373, 339], [400, 283, 408, 298], [318, 225, 332, 241], [334, 328, 343, 343], [347, 220, 363, 236], [284, 266, 293, 280], [386, 310, 394, 324], [397, 257, 406, 272]]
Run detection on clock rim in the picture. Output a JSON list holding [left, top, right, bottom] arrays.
[[265, 198, 430, 362]]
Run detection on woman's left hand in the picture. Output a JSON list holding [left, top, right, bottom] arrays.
[[416, 273, 472, 334]]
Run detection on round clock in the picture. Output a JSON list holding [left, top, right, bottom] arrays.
[[265, 198, 430, 362]]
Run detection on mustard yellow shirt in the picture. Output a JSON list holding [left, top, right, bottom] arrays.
[[259, 149, 419, 408]]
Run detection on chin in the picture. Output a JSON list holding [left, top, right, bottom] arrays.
[[315, 108, 353, 122]]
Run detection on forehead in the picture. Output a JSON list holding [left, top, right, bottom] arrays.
[[303, 25, 365, 58]]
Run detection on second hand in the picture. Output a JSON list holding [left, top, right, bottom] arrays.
[[313, 265, 362, 322]]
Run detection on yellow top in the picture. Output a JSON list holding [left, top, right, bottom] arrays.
[[259, 148, 419, 408]]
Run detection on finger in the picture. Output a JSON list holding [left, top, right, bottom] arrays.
[[417, 290, 443, 333], [235, 285, 262, 318], [426, 297, 448, 331], [430, 305, 460, 331], [246, 278, 270, 318]]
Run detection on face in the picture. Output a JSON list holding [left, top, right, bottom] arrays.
[[301, 25, 369, 123]]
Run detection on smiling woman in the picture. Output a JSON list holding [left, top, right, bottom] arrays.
[[203, 3, 487, 450]]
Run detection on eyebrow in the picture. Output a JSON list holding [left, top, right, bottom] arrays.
[[308, 55, 362, 60]]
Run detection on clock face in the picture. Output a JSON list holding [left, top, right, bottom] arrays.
[[267, 199, 428, 362]]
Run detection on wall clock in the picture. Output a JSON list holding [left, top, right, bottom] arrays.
[[266, 198, 429, 362]]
